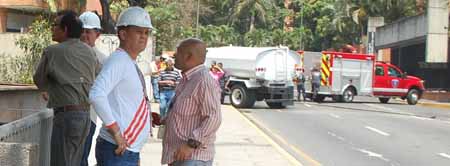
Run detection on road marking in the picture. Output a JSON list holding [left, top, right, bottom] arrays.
[[355, 148, 389, 162], [304, 103, 312, 108], [275, 109, 282, 112], [327, 131, 345, 141], [329, 113, 341, 119], [229, 106, 305, 166], [365, 126, 390, 136], [438, 153, 450, 159], [363, 103, 414, 115]]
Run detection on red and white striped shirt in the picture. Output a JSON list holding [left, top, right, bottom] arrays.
[[161, 65, 222, 164]]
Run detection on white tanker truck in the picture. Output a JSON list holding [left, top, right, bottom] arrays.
[[205, 46, 302, 108]]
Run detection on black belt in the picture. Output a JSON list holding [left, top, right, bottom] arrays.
[[54, 104, 90, 112]]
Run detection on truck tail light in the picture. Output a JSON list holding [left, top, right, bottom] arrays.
[[255, 67, 266, 72]]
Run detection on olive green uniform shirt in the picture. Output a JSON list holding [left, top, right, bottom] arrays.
[[33, 38, 100, 108]]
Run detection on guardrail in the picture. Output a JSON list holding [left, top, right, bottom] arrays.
[[0, 109, 53, 166]]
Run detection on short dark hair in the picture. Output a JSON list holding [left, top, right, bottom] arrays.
[[57, 10, 82, 38]]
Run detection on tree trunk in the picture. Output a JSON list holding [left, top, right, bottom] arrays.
[[127, 0, 147, 8], [249, 14, 255, 32], [415, 0, 425, 14], [100, 0, 116, 34], [283, 0, 294, 32]]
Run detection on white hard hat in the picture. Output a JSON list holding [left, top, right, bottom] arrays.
[[79, 11, 101, 29], [116, 7, 153, 29]]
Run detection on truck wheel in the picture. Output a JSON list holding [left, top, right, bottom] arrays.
[[406, 89, 419, 105], [266, 102, 286, 109], [230, 85, 256, 108], [378, 97, 390, 103], [342, 88, 355, 103]]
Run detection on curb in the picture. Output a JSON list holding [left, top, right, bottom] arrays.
[[418, 102, 450, 110], [225, 105, 304, 166]]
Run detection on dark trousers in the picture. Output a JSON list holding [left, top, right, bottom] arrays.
[[51, 109, 90, 166], [81, 121, 96, 166], [95, 138, 140, 166], [297, 84, 306, 101]]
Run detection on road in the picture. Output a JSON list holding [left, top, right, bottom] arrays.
[[236, 96, 450, 166]]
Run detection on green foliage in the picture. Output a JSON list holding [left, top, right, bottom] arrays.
[[11, 16, 52, 84], [199, 25, 239, 47]]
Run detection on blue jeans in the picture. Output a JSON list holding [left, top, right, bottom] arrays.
[[95, 137, 140, 166], [159, 90, 175, 118], [170, 160, 213, 166], [151, 76, 160, 102], [81, 121, 96, 166]]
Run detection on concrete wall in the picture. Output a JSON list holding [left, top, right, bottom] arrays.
[[375, 14, 427, 49], [426, 0, 449, 63], [0, 143, 38, 166], [0, 85, 47, 123]]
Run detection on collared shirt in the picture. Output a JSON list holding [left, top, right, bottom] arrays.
[[33, 38, 100, 108], [162, 65, 222, 164], [89, 49, 151, 153]]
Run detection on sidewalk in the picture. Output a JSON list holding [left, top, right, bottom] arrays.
[[140, 104, 299, 166], [417, 99, 450, 109]]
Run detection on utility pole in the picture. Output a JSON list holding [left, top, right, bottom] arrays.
[[299, 1, 304, 50], [196, 0, 200, 38]]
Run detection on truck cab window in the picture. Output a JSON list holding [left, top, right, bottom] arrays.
[[388, 67, 401, 78], [375, 66, 384, 76]]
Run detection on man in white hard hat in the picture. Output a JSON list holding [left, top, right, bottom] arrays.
[[90, 7, 159, 165], [79, 11, 107, 166]]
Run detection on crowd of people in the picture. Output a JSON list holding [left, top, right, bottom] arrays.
[[33, 7, 222, 166]]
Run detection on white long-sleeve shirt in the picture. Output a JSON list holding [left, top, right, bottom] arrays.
[[90, 47, 108, 126], [89, 49, 151, 152]]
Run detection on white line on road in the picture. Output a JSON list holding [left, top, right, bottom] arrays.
[[304, 103, 312, 108], [363, 103, 414, 115], [327, 131, 346, 141], [438, 153, 450, 159], [329, 113, 341, 119], [365, 126, 390, 136], [355, 148, 390, 162]]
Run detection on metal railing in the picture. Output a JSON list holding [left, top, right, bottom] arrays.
[[0, 109, 53, 166]]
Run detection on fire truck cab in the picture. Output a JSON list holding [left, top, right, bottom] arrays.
[[373, 62, 425, 105]]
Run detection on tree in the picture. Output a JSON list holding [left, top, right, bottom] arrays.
[[7, 17, 53, 84], [228, 0, 277, 32]]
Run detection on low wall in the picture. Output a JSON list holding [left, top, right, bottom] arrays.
[[0, 85, 47, 124]]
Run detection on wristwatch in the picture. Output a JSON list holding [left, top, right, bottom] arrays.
[[187, 139, 201, 149]]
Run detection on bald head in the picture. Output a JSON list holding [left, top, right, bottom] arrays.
[[174, 38, 207, 71]]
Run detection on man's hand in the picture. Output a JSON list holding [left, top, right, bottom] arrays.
[[107, 123, 129, 156], [112, 131, 129, 156], [41, 92, 49, 101], [174, 143, 194, 161], [151, 112, 161, 127]]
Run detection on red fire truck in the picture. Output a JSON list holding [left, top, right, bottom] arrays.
[[300, 51, 425, 105]]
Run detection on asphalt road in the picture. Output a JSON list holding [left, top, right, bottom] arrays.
[[236, 96, 450, 166]]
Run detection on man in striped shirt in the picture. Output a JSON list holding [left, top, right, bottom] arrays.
[[162, 38, 222, 166], [158, 59, 181, 118]]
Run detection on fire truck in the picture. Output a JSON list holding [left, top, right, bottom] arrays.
[[300, 51, 425, 105]]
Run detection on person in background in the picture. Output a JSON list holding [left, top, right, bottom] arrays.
[[295, 69, 306, 102], [34, 10, 100, 166], [311, 65, 321, 101], [158, 59, 181, 119], [161, 38, 222, 166], [150, 56, 162, 103], [79, 11, 107, 166], [217, 62, 229, 104]]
